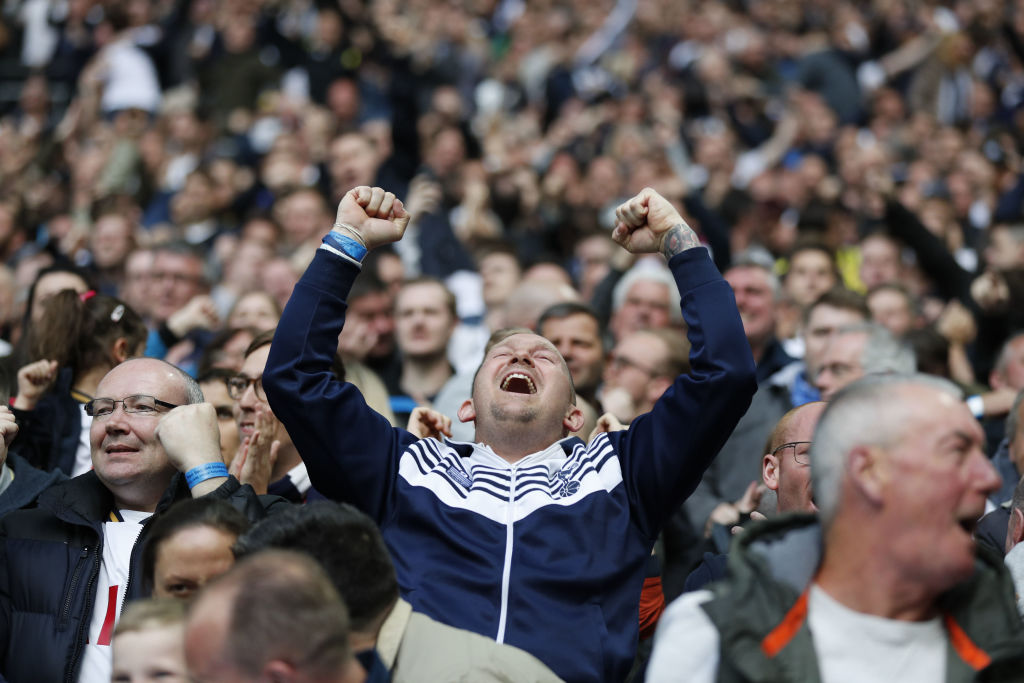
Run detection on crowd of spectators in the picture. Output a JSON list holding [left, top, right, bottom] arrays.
[[5, 0, 1024, 680]]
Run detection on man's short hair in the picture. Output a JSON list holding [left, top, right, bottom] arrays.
[[347, 270, 387, 303], [726, 256, 782, 300], [148, 358, 204, 404], [474, 240, 520, 267], [233, 502, 399, 632], [197, 550, 353, 680], [811, 374, 962, 526], [536, 302, 602, 337], [866, 282, 920, 317], [837, 322, 916, 376], [143, 498, 251, 594], [152, 242, 209, 288], [788, 240, 837, 269], [611, 265, 683, 322], [115, 598, 186, 638], [803, 287, 869, 325], [764, 402, 824, 455], [396, 276, 457, 319], [248, 328, 347, 382], [637, 328, 691, 378], [243, 329, 277, 358]]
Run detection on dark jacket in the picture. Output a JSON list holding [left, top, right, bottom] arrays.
[[0, 454, 65, 519], [990, 438, 1019, 507], [264, 247, 756, 683], [700, 514, 1024, 682], [0, 471, 281, 683]]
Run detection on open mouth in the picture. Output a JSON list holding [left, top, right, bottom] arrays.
[[500, 372, 536, 394]]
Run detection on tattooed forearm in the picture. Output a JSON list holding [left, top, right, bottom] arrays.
[[660, 223, 702, 259]]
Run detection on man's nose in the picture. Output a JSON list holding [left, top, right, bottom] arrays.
[[975, 452, 1003, 496], [105, 406, 131, 433]]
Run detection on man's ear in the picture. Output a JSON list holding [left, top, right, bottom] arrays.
[[563, 404, 585, 433], [1007, 507, 1024, 554], [457, 399, 476, 424], [762, 454, 780, 492], [262, 660, 298, 683], [990, 369, 1006, 391], [847, 445, 887, 507]]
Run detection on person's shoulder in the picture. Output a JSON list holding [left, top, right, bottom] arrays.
[[400, 610, 562, 682], [646, 589, 720, 682]]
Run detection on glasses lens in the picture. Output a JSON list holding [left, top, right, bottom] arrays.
[[86, 398, 114, 417], [791, 442, 812, 465], [226, 377, 246, 399], [253, 377, 266, 401], [124, 395, 158, 413]]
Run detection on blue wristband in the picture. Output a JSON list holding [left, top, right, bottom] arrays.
[[185, 462, 230, 489], [322, 231, 367, 262]]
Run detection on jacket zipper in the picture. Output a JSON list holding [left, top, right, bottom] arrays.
[[120, 517, 151, 614], [57, 547, 89, 631], [496, 466, 516, 643], [66, 547, 101, 683]]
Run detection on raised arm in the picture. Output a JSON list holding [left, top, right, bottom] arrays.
[[607, 188, 757, 539], [262, 187, 419, 522]]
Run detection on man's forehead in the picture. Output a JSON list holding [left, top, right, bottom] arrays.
[[784, 403, 826, 441], [725, 265, 770, 286], [98, 359, 183, 399], [489, 333, 557, 355], [896, 386, 984, 441], [825, 331, 868, 357], [241, 346, 270, 375], [809, 306, 864, 329], [397, 281, 446, 306], [627, 280, 669, 301]]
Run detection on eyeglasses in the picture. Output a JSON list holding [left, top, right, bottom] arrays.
[[85, 394, 180, 419], [608, 354, 659, 376], [770, 441, 813, 465], [225, 375, 266, 401]]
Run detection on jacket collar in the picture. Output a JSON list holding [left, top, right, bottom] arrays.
[[38, 471, 189, 528]]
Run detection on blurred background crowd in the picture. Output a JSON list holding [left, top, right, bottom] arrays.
[[5, 0, 1024, 589]]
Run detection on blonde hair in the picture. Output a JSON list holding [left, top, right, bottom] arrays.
[[114, 598, 187, 638]]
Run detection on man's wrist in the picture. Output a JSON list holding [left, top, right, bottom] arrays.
[[659, 223, 702, 259], [185, 462, 230, 489], [323, 230, 367, 263]]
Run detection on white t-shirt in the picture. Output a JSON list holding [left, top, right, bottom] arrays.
[[808, 584, 946, 683], [71, 405, 93, 478], [76, 509, 151, 683], [647, 584, 947, 682]]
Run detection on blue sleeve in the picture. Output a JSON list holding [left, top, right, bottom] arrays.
[[262, 249, 418, 524], [607, 248, 756, 540]]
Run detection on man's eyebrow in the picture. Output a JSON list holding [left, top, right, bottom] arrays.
[[941, 429, 981, 448]]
